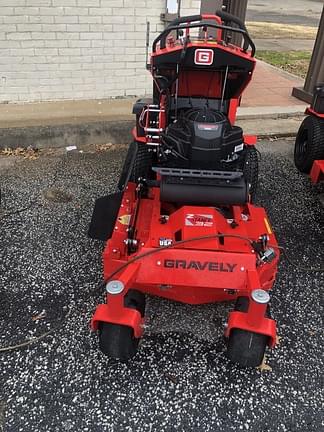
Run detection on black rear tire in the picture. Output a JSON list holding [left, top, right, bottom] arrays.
[[130, 142, 152, 183], [243, 146, 259, 203], [294, 115, 324, 173], [118, 141, 137, 191], [118, 142, 153, 190]]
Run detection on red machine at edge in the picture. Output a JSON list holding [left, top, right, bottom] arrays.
[[89, 11, 280, 367]]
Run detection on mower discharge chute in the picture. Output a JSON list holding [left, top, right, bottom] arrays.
[[89, 11, 280, 367]]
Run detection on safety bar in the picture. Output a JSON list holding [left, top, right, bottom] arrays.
[[153, 21, 255, 56], [215, 10, 248, 33], [165, 14, 202, 27], [165, 11, 247, 31], [215, 10, 249, 51]]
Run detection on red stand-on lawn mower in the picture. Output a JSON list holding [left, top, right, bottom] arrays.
[[89, 11, 280, 367], [294, 84, 324, 183]]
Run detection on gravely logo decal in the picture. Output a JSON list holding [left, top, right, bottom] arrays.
[[164, 259, 237, 272], [185, 213, 213, 227], [194, 49, 214, 66]]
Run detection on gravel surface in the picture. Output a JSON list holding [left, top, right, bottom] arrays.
[[0, 139, 323, 432]]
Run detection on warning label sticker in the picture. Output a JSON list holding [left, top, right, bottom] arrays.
[[118, 214, 131, 225], [185, 214, 214, 227]]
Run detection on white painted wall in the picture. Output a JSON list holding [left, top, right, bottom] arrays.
[[0, 0, 201, 102]]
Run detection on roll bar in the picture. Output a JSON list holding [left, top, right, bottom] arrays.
[[152, 12, 255, 57], [166, 14, 202, 27], [215, 10, 249, 51], [215, 10, 248, 33]]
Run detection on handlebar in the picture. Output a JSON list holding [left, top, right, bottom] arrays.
[[215, 10, 247, 32], [153, 13, 254, 56], [215, 10, 249, 51], [165, 14, 202, 27]]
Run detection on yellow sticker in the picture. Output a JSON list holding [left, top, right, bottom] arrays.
[[264, 218, 273, 235], [118, 214, 131, 225]]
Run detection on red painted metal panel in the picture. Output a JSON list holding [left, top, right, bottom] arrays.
[[310, 160, 324, 183], [306, 107, 324, 119]]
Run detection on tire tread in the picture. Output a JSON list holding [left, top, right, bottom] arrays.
[[243, 146, 259, 202], [294, 116, 324, 173]]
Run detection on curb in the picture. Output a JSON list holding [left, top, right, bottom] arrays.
[[0, 115, 301, 149], [237, 110, 305, 121], [256, 132, 296, 139], [0, 120, 135, 149]]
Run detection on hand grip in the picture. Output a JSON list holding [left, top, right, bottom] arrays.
[[166, 15, 202, 28]]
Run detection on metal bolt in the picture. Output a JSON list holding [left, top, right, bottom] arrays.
[[240, 266, 245, 271], [106, 280, 124, 295], [157, 261, 161, 266], [112, 249, 117, 253], [251, 289, 270, 304]]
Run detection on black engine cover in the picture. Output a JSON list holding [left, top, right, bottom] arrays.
[[190, 120, 243, 165], [162, 108, 244, 170]]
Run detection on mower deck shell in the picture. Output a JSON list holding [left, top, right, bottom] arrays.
[[92, 182, 278, 345]]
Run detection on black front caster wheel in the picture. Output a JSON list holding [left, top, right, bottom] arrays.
[[99, 322, 139, 361], [98, 289, 145, 361], [226, 328, 269, 367], [226, 296, 269, 367]]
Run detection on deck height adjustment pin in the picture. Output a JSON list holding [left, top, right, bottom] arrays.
[[251, 289, 270, 304], [106, 280, 125, 295]]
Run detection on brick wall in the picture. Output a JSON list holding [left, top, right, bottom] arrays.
[[0, 0, 201, 103]]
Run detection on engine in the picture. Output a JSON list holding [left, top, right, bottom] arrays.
[[160, 108, 245, 170]]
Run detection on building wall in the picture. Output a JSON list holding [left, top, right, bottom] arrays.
[[0, 0, 201, 103]]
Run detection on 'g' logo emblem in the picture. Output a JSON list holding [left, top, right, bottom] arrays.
[[194, 49, 214, 65]]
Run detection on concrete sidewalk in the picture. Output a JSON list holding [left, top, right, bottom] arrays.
[[241, 61, 306, 108], [0, 61, 307, 148]]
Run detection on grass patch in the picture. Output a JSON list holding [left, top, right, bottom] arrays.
[[246, 21, 317, 40], [256, 50, 312, 78]]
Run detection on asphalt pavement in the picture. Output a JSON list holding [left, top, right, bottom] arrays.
[[247, 0, 322, 26], [0, 140, 323, 432]]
